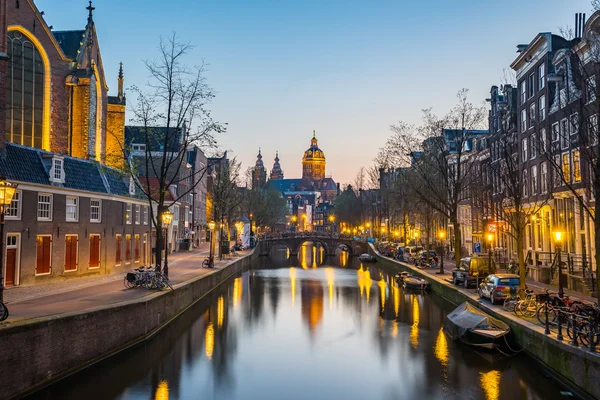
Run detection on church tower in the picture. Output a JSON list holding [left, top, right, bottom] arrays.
[[302, 131, 326, 182], [252, 148, 267, 189], [269, 151, 284, 180]]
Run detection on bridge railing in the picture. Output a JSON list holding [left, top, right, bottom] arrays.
[[258, 232, 365, 241]]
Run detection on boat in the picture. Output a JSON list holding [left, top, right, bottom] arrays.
[[358, 253, 376, 262], [403, 276, 430, 290], [394, 271, 411, 283], [444, 302, 510, 350]]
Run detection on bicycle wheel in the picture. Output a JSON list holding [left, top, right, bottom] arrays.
[[202, 259, 210, 268], [0, 301, 8, 321], [517, 300, 537, 318], [503, 297, 517, 312], [536, 304, 558, 326]]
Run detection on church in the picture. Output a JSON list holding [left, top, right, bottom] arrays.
[[253, 131, 338, 231]]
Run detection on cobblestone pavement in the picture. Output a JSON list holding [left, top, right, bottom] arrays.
[[1, 243, 250, 324]]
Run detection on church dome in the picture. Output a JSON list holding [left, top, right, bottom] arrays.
[[303, 131, 325, 161], [270, 151, 284, 180], [255, 148, 265, 169]]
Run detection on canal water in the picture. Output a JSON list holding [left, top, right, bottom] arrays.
[[33, 244, 574, 400]]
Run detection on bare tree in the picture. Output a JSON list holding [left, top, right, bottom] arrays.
[[119, 34, 226, 273]]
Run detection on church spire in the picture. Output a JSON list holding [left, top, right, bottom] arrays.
[[86, 1, 95, 25], [118, 62, 124, 100]]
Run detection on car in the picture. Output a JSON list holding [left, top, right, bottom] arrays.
[[407, 246, 424, 261], [452, 256, 496, 289], [478, 274, 520, 304]]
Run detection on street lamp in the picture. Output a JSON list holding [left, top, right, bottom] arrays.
[[554, 230, 565, 298], [0, 177, 18, 305], [208, 221, 216, 268], [486, 233, 494, 274], [437, 230, 445, 275], [161, 209, 174, 278]]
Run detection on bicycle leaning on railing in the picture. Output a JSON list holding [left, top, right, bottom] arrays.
[[0, 300, 8, 321], [124, 265, 173, 291]]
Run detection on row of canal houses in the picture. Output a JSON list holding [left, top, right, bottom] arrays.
[[0, 1, 214, 287]]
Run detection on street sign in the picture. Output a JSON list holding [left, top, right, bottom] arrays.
[[473, 242, 481, 253]]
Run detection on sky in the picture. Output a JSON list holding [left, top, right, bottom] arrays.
[[38, 0, 591, 184]]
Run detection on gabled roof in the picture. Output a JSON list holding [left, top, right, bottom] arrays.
[[139, 177, 176, 202], [52, 30, 85, 59], [125, 126, 182, 153]]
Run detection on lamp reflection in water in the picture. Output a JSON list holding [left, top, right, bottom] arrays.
[[378, 278, 387, 312], [357, 266, 373, 302], [217, 296, 224, 328], [301, 244, 308, 270], [325, 267, 335, 309], [289, 267, 297, 307], [232, 277, 242, 308], [434, 327, 449, 372], [410, 296, 419, 348], [393, 284, 400, 318], [312, 245, 318, 268], [205, 323, 214, 360], [480, 370, 501, 400], [154, 380, 169, 400]]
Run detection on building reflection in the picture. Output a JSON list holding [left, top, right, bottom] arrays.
[[326, 267, 335, 309], [410, 295, 420, 348], [301, 279, 324, 334]]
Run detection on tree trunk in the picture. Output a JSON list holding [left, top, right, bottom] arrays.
[[595, 216, 600, 297], [155, 219, 163, 271], [452, 217, 461, 268], [516, 225, 526, 289]]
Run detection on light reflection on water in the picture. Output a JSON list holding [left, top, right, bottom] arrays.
[[33, 243, 574, 400]]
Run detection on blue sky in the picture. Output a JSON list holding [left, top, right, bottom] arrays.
[[38, 0, 591, 183]]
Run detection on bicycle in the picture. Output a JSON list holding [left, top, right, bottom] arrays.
[[514, 290, 538, 317], [202, 256, 214, 269], [0, 301, 8, 321], [503, 288, 531, 312]]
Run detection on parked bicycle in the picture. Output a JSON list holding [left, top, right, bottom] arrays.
[[0, 301, 8, 321], [202, 256, 214, 269], [124, 265, 173, 291]]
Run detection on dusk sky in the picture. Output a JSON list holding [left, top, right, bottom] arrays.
[[38, 0, 590, 184]]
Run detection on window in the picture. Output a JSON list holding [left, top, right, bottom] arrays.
[[521, 81, 526, 104], [50, 157, 65, 183], [522, 138, 528, 161], [523, 169, 529, 197], [561, 119, 569, 149], [125, 234, 132, 262], [131, 143, 146, 152], [562, 153, 571, 184], [135, 204, 141, 225], [570, 113, 579, 136], [531, 165, 538, 195], [37, 193, 52, 221], [173, 206, 179, 222], [552, 122, 559, 142], [539, 63, 545, 90], [521, 109, 527, 133], [143, 206, 148, 225], [541, 162, 548, 193], [126, 203, 132, 224], [115, 234, 122, 266], [134, 234, 140, 263], [554, 155, 562, 185], [573, 150, 581, 182], [65, 235, 78, 272], [587, 76, 596, 104], [66, 196, 78, 222], [529, 102, 536, 126], [6, 31, 45, 149], [89, 234, 101, 269], [539, 95, 546, 121], [36, 235, 52, 275], [90, 199, 101, 223], [184, 206, 189, 226], [528, 73, 535, 98], [590, 115, 599, 146], [540, 128, 547, 153], [5, 190, 21, 220], [530, 133, 537, 159]]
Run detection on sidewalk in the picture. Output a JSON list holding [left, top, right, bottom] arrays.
[[1, 243, 250, 325]]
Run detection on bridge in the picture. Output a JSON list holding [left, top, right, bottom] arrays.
[[258, 233, 369, 257]]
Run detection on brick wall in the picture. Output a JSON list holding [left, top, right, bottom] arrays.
[[106, 103, 125, 169]]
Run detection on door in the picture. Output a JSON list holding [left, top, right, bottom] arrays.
[[5, 234, 18, 286]]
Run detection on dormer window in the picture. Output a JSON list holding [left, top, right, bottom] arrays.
[[49, 156, 65, 184], [131, 143, 146, 152]]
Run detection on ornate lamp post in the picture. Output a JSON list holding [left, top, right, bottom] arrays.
[[554, 230, 565, 298], [486, 233, 494, 273], [437, 230, 445, 275], [161, 209, 173, 278], [208, 221, 216, 267], [0, 177, 18, 303], [366, 222, 371, 238]]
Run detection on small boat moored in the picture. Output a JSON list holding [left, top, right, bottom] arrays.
[[444, 302, 510, 350], [403, 276, 430, 290], [394, 271, 411, 283], [358, 253, 376, 262]]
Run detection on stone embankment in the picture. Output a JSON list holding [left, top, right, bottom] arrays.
[[0, 250, 258, 400], [370, 245, 600, 400]]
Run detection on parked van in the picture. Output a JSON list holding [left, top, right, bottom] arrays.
[[452, 256, 496, 288]]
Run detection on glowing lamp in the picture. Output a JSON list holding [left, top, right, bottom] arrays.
[[161, 209, 173, 225], [553, 231, 564, 243], [208, 221, 216, 230], [0, 177, 17, 207], [486, 233, 494, 243]]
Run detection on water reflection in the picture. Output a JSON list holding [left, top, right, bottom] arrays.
[[33, 243, 575, 400]]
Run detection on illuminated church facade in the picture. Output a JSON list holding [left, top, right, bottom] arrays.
[[254, 131, 338, 231]]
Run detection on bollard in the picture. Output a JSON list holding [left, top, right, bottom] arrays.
[[589, 318, 596, 352], [571, 313, 579, 347], [544, 302, 550, 335], [556, 309, 563, 341]]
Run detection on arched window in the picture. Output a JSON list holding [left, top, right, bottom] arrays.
[[6, 31, 44, 149]]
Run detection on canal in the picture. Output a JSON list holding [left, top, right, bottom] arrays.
[[33, 244, 574, 400]]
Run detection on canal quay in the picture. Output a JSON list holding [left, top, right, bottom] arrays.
[[30, 244, 573, 400]]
